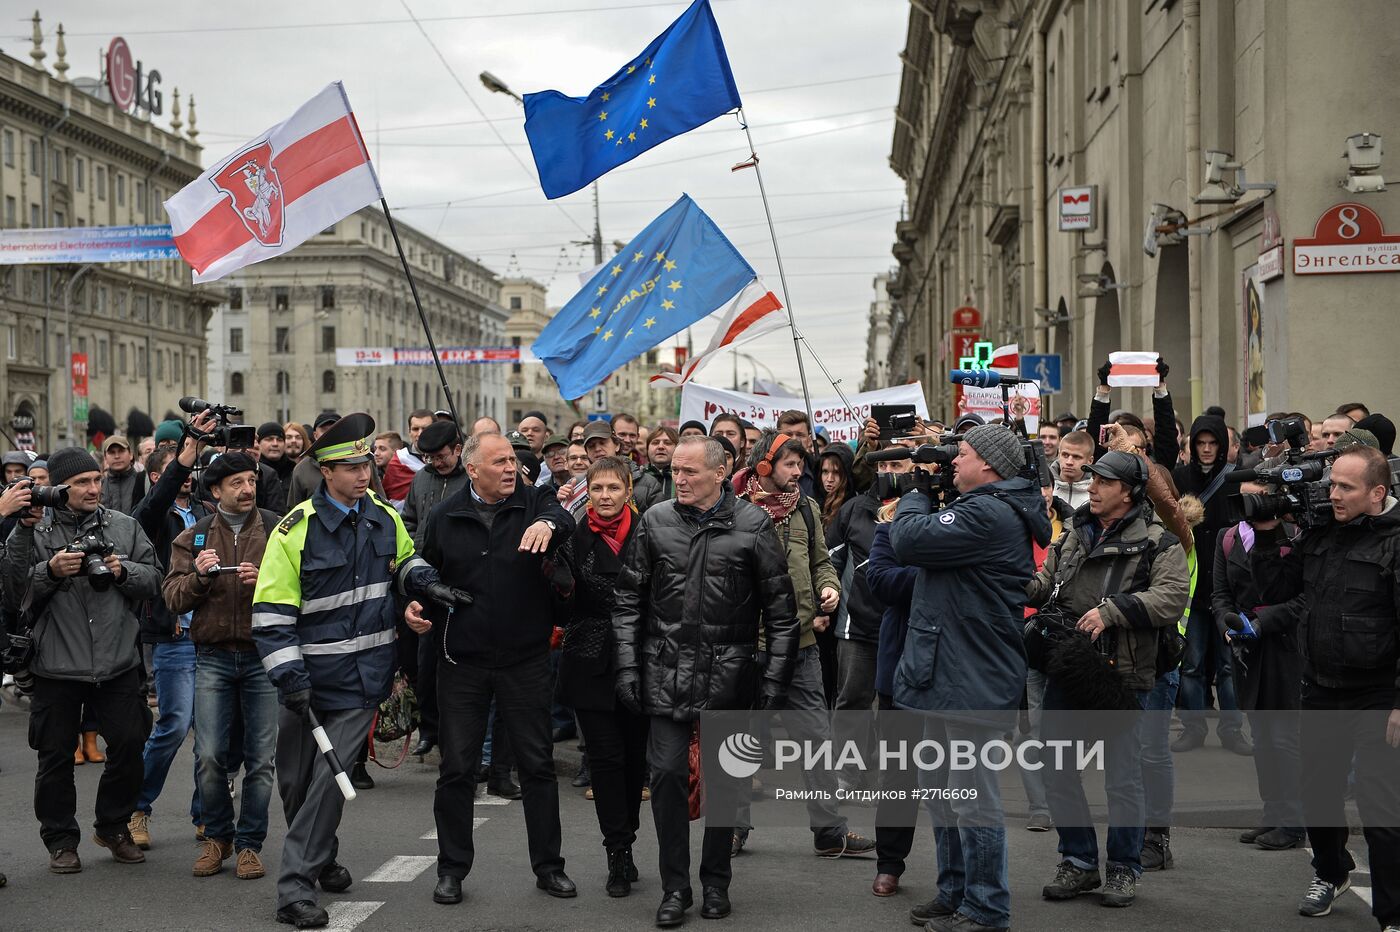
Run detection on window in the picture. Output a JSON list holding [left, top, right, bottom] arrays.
[[119, 343, 128, 375], [2, 129, 13, 168], [29, 140, 39, 176], [96, 165, 106, 200], [273, 286, 289, 310], [274, 327, 290, 353], [322, 370, 336, 393], [155, 349, 164, 381], [75, 158, 85, 192], [52, 148, 64, 183], [509, 296, 522, 310], [228, 286, 243, 310], [53, 209, 64, 227], [135, 180, 145, 214], [320, 325, 335, 353], [78, 336, 87, 357], [98, 338, 108, 374], [512, 385, 522, 399], [4, 196, 14, 226], [174, 353, 182, 381], [320, 285, 335, 309], [137, 344, 147, 377], [29, 204, 40, 227], [116, 173, 126, 206], [229, 327, 244, 353], [275, 371, 290, 393], [6, 326, 14, 360], [96, 287, 107, 314], [230, 372, 244, 394], [116, 291, 127, 318]]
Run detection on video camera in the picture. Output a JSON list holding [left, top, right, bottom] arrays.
[[3, 477, 69, 509], [865, 433, 965, 506], [179, 396, 256, 450], [65, 533, 118, 591], [1224, 416, 1338, 529]]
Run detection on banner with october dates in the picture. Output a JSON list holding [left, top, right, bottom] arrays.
[[0, 225, 181, 264]]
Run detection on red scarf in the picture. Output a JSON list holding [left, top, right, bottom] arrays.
[[586, 505, 633, 556]]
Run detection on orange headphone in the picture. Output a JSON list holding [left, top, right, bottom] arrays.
[[755, 433, 794, 477]]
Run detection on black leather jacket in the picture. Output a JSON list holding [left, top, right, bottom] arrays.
[[612, 488, 799, 721]]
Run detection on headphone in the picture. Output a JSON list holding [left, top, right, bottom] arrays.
[[755, 433, 794, 478], [1123, 454, 1148, 503]]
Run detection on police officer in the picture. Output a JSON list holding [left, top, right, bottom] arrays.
[[251, 413, 453, 929]]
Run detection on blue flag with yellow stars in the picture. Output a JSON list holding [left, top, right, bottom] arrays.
[[522, 0, 741, 199], [532, 194, 756, 399]]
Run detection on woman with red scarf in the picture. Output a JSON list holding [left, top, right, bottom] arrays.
[[555, 456, 649, 898]]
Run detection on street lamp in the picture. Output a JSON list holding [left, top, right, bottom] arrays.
[[479, 71, 522, 104]]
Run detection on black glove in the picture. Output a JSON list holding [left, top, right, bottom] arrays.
[[1096, 359, 1112, 387], [1156, 356, 1170, 380], [615, 670, 643, 714], [281, 688, 312, 716], [756, 678, 786, 712], [424, 581, 473, 609]]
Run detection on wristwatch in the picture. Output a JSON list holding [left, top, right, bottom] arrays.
[[539, 519, 557, 532]]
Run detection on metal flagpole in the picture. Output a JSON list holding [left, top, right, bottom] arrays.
[[378, 198, 462, 428], [733, 107, 816, 428]]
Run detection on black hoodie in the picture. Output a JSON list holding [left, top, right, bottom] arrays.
[[1173, 414, 1232, 604]]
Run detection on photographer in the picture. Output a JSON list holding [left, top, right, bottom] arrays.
[[1250, 445, 1400, 925], [4, 447, 161, 873], [889, 424, 1052, 932]]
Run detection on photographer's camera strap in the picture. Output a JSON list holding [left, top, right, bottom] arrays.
[[1198, 463, 1235, 506]]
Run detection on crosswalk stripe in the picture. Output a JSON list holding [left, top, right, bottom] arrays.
[[363, 855, 437, 883], [421, 817, 488, 840], [325, 901, 383, 931], [1353, 885, 1373, 907], [476, 794, 512, 806]]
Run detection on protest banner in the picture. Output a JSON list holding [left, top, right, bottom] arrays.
[[680, 382, 928, 444], [957, 383, 1041, 433]]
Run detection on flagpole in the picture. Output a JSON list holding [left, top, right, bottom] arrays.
[[378, 197, 462, 428], [734, 106, 817, 429]]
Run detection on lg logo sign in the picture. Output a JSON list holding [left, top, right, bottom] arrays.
[[106, 37, 163, 116]]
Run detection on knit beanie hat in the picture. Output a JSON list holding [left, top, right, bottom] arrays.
[[47, 447, 101, 486], [963, 424, 1025, 480], [1355, 413, 1396, 456], [154, 420, 185, 445]]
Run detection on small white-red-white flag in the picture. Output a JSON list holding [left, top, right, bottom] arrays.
[[1107, 351, 1161, 387], [650, 279, 786, 387], [990, 343, 1019, 376], [164, 82, 380, 284]]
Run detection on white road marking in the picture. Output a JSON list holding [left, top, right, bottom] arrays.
[[363, 855, 437, 883], [476, 794, 512, 806], [324, 901, 383, 931], [421, 817, 488, 840]]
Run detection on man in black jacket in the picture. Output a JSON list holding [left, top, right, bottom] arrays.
[[1250, 445, 1400, 926], [613, 435, 799, 927], [417, 431, 576, 908], [1172, 413, 1250, 754]]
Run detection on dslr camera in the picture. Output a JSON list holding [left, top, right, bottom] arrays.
[[3, 477, 69, 508], [1225, 416, 1337, 529], [179, 396, 256, 450], [65, 533, 118, 591]]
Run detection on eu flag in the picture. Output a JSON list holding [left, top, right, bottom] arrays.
[[532, 194, 756, 399], [523, 0, 741, 199]]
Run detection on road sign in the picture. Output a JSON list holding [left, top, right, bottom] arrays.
[[1021, 353, 1063, 393]]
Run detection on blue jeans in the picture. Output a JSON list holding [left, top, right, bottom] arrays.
[[194, 647, 278, 852], [136, 638, 199, 823], [1017, 670, 1050, 819], [922, 716, 1011, 928], [1043, 684, 1150, 875], [1141, 669, 1178, 828], [1178, 610, 1243, 736]]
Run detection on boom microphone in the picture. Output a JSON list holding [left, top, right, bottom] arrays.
[[947, 369, 1038, 388], [865, 447, 915, 463]]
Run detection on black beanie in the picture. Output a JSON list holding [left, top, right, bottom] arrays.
[[48, 447, 101, 486], [1356, 413, 1396, 456]]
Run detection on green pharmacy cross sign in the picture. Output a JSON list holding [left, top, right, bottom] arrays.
[[958, 341, 994, 370]]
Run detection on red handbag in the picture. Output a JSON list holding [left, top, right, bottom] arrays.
[[687, 722, 705, 821]]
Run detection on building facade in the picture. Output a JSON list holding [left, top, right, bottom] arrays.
[[863, 271, 894, 391], [207, 207, 508, 433], [502, 276, 573, 431], [888, 0, 1400, 424], [0, 19, 213, 450]]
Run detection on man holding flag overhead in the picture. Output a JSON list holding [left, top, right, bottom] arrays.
[[523, 0, 740, 199], [533, 194, 766, 400]]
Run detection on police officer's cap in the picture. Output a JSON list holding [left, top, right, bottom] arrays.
[[307, 412, 376, 465]]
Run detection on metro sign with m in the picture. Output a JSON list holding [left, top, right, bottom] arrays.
[[1058, 184, 1098, 232]]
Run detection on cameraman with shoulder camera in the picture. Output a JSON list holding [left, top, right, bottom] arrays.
[[1250, 444, 1400, 926], [5, 446, 161, 874], [889, 423, 1052, 932]]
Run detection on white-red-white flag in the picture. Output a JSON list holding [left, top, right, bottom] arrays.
[[990, 343, 1019, 376], [650, 279, 785, 387], [1107, 351, 1161, 387], [164, 82, 380, 284]]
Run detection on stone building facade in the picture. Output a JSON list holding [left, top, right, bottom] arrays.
[[888, 0, 1400, 424]]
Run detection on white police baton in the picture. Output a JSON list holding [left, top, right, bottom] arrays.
[[307, 708, 357, 801]]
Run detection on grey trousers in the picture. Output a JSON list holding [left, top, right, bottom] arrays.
[[275, 706, 375, 909], [834, 638, 879, 788]]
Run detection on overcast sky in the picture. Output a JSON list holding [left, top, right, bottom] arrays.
[[24, 0, 907, 396]]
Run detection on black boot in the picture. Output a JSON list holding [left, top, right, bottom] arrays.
[[606, 848, 630, 898], [350, 762, 375, 790], [621, 846, 639, 883]]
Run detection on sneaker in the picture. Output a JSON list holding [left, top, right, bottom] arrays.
[[1170, 729, 1206, 753], [1042, 859, 1101, 900], [814, 830, 876, 858], [1026, 812, 1053, 832], [1100, 864, 1137, 907], [1254, 828, 1304, 850], [1299, 875, 1351, 917], [925, 913, 1010, 932], [1141, 829, 1173, 871], [236, 848, 266, 880], [127, 811, 151, 850], [909, 896, 956, 925]]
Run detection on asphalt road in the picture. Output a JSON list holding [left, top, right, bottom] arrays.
[[0, 699, 1380, 931]]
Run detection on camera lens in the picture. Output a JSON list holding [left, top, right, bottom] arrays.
[[86, 556, 114, 591]]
